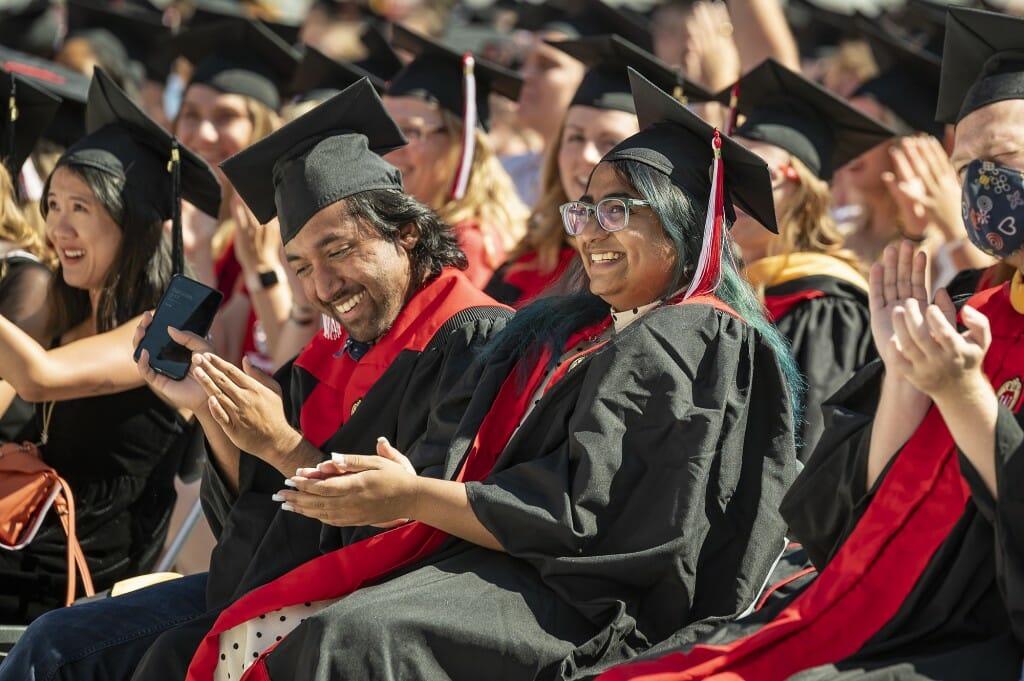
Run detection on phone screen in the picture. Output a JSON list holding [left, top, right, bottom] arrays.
[[134, 274, 224, 380]]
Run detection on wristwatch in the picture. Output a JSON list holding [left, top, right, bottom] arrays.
[[257, 269, 280, 289]]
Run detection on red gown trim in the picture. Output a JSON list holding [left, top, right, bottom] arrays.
[[762, 289, 826, 322], [597, 281, 1024, 681]]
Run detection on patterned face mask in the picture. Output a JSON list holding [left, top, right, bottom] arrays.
[[961, 159, 1024, 258]]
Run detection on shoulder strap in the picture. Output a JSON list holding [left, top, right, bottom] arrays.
[[424, 305, 514, 353], [53, 476, 95, 606]]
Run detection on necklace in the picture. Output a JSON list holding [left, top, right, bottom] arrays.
[[39, 401, 55, 446]]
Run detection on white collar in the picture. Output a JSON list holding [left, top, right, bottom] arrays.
[[609, 286, 688, 334]]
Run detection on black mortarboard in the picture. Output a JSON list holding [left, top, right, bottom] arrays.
[[608, 68, 778, 233], [785, 0, 858, 59], [60, 68, 221, 230], [936, 7, 1024, 123], [174, 17, 300, 110], [852, 14, 944, 137], [290, 46, 386, 98], [189, 0, 304, 45], [0, 0, 61, 59], [66, 0, 175, 83], [572, 0, 652, 52], [0, 71, 61, 177], [387, 24, 523, 130], [550, 34, 713, 113], [726, 59, 896, 181], [356, 23, 403, 82], [221, 78, 407, 243], [0, 46, 90, 149]]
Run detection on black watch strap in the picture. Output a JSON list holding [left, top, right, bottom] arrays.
[[257, 269, 280, 288]]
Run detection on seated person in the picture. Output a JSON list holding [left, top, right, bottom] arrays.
[[597, 8, 1024, 679], [0, 68, 221, 622], [179, 69, 800, 681]]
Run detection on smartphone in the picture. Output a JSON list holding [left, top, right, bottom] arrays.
[[134, 274, 224, 380]]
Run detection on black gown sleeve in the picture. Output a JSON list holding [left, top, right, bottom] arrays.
[[466, 304, 798, 643], [774, 292, 875, 460], [780, 360, 887, 570]]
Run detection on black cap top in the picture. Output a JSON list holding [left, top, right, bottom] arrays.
[[65, 0, 175, 83], [189, 0, 304, 45], [727, 59, 897, 181], [356, 23, 404, 83], [0, 71, 61, 177], [0, 46, 90, 148], [852, 14, 944, 137], [936, 6, 1024, 124], [59, 68, 221, 222], [0, 0, 61, 59], [550, 34, 713, 113], [387, 24, 523, 130], [606, 68, 778, 233], [221, 78, 407, 243], [173, 17, 301, 110], [566, 0, 653, 52], [785, 0, 858, 59], [290, 46, 387, 97]]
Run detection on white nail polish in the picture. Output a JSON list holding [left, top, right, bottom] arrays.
[[284, 479, 297, 488], [331, 452, 345, 465], [281, 503, 295, 512], [271, 493, 285, 502]]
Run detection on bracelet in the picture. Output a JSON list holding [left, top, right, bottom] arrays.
[[896, 228, 928, 243], [289, 314, 316, 326], [289, 304, 315, 326]]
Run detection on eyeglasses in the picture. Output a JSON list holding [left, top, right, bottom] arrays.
[[559, 197, 650, 236], [399, 125, 448, 143]]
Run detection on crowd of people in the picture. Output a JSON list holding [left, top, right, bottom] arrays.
[[0, 0, 1020, 679]]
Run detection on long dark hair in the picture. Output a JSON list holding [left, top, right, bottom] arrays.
[[344, 188, 468, 286], [482, 159, 803, 419], [40, 163, 173, 338]]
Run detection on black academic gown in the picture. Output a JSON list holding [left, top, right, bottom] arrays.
[[750, 254, 876, 461], [241, 298, 798, 681], [202, 269, 513, 608], [592, 281, 1024, 681]]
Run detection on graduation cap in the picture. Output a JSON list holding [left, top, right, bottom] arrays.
[[785, 0, 859, 59], [356, 23, 404, 82], [936, 6, 1024, 124], [289, 46, 385, 100], [0, 45, 90, 149], [173, 17, 301, 110], [388, 24, 523, 130], [65, 0, 176, 83], [0, 0, 61, 59], [59, 68, 221, 272], [0, 71, 61, 178], [604, 68, 776, 300], [188, 0, 304, 45], [550, 34, 714, 113], [571, 0, 653, 52], [850, 14, 944, 137], [221, 77, 406, 244], [726, 58, 896, 181]]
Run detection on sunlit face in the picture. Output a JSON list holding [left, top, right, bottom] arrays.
[[284, 200, 418, 342], [517, 35, 585, 134], [731, 138, 793, 261], [840, 95, 895, 196], [558, 106, 639, 201], [382, 96, 454, 210], [174, 84, 255, 185], [951, 98, 1024, 270], [576, 162, 677, 311], [45, 166, 123, 293]]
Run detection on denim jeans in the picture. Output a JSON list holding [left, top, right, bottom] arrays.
[[0, 573, 207, 681]]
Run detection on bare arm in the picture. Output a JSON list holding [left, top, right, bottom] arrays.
[[726, 0, 801, 74], [0, 313, 144, 402]]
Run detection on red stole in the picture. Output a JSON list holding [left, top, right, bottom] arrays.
[[598, 281, 1024, 681], [187, 295, 738, 681], [293, 269, 502, 447], [502, 247, 577, 308], [762, 290, 826, 322]]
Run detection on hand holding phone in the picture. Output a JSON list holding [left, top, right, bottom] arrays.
[[134, 274, 223, 380]]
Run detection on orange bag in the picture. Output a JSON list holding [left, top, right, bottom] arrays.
[[0, 441, 95, 606]]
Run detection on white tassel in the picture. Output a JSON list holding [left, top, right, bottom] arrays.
[[450, 53, 476, 201], [321, 315, 343, 341], [684, 130, 725, 300]]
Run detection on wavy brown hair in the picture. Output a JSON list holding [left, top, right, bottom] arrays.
[[0, 164, 55, 268]]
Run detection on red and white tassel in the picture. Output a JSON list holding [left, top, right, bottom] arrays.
[[449, 53, 476, 201], [684, 129, 725, 300], [724, 81, 740, 137], [321, 314, 343, 341]]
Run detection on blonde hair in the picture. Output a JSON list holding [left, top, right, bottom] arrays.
[[771, 157, 864, 274], [433, 109, 529, 269], [508, 118, 571, 273], [209, 95, 281, 259], [0, 164, 55, 268]]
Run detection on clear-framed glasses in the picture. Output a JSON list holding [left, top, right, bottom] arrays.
[[399, 125, 448, 143], [559, 197, 650, 236]]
